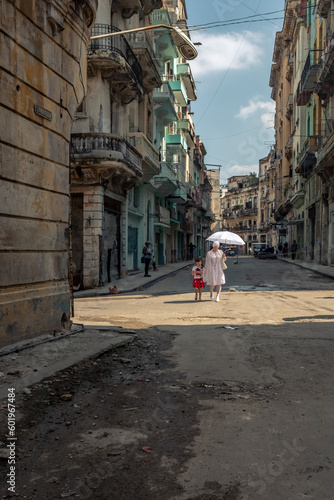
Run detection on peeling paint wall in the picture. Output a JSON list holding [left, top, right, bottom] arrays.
[[0, 0, 97, 347]]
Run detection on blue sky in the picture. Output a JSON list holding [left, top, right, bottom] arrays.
[[186, 0, 285, 183]]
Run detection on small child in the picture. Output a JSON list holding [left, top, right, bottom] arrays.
[[191, 257, 205, 301]]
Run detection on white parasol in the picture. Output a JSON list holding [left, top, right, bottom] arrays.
[[206, 230, 245, 246]]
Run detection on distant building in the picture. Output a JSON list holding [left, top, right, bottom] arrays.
[[221, 175, 259, 254]]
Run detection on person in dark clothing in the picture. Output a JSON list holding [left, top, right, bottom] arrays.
[[291, 240, 297, 260], [142, 241, 152, 277], [188, 242, 196, 259], [283, 242, 288, 258]]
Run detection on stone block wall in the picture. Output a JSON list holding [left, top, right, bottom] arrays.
[[0, 0, 97, 347]]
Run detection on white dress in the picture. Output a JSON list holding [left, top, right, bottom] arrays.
[[203, 250, 225, 285]]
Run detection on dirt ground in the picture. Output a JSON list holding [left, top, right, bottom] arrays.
[[0, 328, 213, 500]]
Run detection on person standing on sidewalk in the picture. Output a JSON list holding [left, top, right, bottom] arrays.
[[291, 240, 297, 260], [142, 241, 152, 277], [203, 241, 226, 302]]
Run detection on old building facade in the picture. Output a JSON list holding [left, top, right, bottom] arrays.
[[70, 0, 214, 290], [0, 0, 98, 346], [270, 0, 334, 264], [221, 175, 259, 254]]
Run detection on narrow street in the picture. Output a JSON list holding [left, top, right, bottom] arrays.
[[1, 258, 334, 499]]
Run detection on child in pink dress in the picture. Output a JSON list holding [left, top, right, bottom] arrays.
[[191, 257, 205, 301]]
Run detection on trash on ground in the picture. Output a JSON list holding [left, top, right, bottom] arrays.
[[142, 446, 152, 453], [60, 393, 73, 401], [222, 325, 240, 330], [119, 357, 131, 364], [229, 288, 237, 292]]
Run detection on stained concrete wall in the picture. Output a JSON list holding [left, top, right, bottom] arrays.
[[0, 0, 97, 347]]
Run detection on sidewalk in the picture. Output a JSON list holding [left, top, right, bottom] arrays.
[[74, 260, 191, 298], [278, 256, 334, 280]]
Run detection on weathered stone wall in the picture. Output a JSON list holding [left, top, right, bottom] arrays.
[[0, 0, 97, 347]]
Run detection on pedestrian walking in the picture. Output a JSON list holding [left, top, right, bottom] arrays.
[[283, 242, 288, 258], [192, 257, 205, 301], [188, 242, 196, 259], [291, 240, 297, 260], [203, 241, 226, 302], [142, 241, 152, 277]]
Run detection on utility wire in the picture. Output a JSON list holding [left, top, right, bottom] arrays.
[[203, 124, 264, 141], [188, 18, 284, 32], [188, 9, 284, 28], [196, 0, 265, 126]]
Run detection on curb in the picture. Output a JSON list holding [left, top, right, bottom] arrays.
[[278, 257, 334, 281], [74, 264, 190, 298]]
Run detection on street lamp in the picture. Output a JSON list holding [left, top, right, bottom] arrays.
[[90, 24, 198, 60]]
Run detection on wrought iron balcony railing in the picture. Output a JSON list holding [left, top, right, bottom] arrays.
[[89, 24, 142, 85]]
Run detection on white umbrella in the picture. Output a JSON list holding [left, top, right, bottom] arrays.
[[206, 230, 245, 246]]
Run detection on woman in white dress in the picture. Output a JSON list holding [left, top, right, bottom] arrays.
[[203, 241, 226, 302]]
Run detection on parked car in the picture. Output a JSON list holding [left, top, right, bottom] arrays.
[[257, 246, 277, 259], [224, 247, 236, 256], [258, 251, 277, 260], [253, 244, 266, 256]]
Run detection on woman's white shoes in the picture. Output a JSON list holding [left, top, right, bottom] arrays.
[[216, 295, 220, 302]]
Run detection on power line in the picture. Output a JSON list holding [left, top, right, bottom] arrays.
[[188, 17, 284, 32], [188, 9, 284, 28], [203, 124, 264, 141], [196, 0, 265, 126]]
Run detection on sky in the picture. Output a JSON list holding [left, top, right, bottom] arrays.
[[186, 0, 285, 183]]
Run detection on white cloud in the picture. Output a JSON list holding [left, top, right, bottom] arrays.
[[227, 163, 259, 176], [236, 97, 275, 128], [190, 31, 263, 76]]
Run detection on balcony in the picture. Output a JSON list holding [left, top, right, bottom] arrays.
[[88, 24, 143, 103], [151, 10, 178, 60], [127, 132, 161, 181], [295, 136, 321, 177], [315, 133, 334, 182], [177, 117, 196, 147], [180, 218, 194, 234], [285, 135, 293, 159], [286, 53, 294, 82], [142, 0, 163, 15], [317, 0, 331, 17], [153, 160, 178, 196], [176, 63, 196, 101], [70, 133, 143, 190], [153, 81, 178, 124], [300, 52, 320, 92], [166, 185, 188, 205], [315, 36, 334, 103], [296, 80, 311, 106], [168, 79, 188, 107], [154, 206, 171, 228], [126, 31, 161, 91], [166, 133, 187, 151], [285, 93, 293, 120], [274, 200, 293, 221], [119, 0, 144, 18], [290, 188, 305, 209]]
